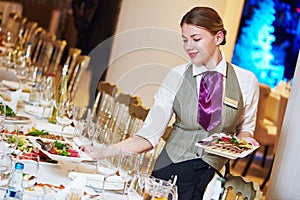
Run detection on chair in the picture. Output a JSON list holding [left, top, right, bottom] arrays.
[[31, 30, 56, 71], [22, 21, 38, 49], [221, 174, 263, 200], [5, 13, 27, 43], [65, 47, 82, 84], [67, 55, 90, 99], [46, 39, 67, 75], [109, 93, 140, 141], [232, 84, 275, 176], [126, 101, 172, 173], [91, 81, 120, 127]]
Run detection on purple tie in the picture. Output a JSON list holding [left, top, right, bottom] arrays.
[[198, 71, 223, 131]]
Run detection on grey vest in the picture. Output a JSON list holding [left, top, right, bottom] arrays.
[[163, 63, 244, 171]]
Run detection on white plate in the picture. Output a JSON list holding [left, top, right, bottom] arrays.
[[195, 133, 259, 159], [28, 136, 93, 163], [5, 115, 31, 124]]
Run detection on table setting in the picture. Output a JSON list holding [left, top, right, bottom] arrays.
[[0, 79, 147, 200]]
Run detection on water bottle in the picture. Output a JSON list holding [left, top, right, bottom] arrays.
[[4, 162, 24, 200]]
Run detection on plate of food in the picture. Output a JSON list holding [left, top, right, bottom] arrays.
[[195, 133, 259, 159], [23, 182, 65, 200], [0, 130, 60, 165], [28, 137, 93, 163], [5, 115, 31, 124]]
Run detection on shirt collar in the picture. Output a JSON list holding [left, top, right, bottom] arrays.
[[192, 52, 227, 77]]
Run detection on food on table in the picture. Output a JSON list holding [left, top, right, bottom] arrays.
[[198, 134, 253, 155], [26, 182, 65, 193], [27, 127, 64, 141], [35, 139, 80, 157]]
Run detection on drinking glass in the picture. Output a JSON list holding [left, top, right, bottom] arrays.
[[118, 151, 141, 199], [0, 153, 12, 187], [19, 153, 40, 189], [72, 104, 87, 134], [15, 56, 29, 91], [96, 145, 122, 200], [40, 86, 54, 119], [56, 101, 73, 138]]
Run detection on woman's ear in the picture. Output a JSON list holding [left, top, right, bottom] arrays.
[[215, 31, 225, 45]]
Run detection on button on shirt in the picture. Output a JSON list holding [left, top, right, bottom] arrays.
[[135, 54, 259, 148]]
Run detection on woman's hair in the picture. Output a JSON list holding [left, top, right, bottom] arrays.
[[180, 7, 227, 45]]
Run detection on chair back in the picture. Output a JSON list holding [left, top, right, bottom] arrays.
[[254, 84, 274, 145], [46, 39, 67, 74], [67, 55, 90, 99], [221, 174, 262, 200], [91, 81, 119, 125]]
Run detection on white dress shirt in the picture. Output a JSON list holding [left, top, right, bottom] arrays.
[[135, 54, 259, 148]]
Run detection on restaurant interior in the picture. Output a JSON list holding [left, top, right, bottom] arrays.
[[0, 0, 300, 199]]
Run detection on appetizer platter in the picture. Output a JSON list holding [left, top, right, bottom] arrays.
[[28, 137, 93, 162], [1, 127, 63, 164], [195, 133, 259, 159]]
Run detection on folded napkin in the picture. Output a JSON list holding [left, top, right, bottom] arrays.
[[2, 80, 20, 90], [5, 88, 22, 112]]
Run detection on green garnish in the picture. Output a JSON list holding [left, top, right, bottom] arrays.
[[0, 105, 17, 117], [27, 129, 49, 136]]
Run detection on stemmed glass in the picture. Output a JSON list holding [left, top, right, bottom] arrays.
[[118, 151, 141, 199], [40, 85, 54, 119], [0, 100, 5, 132], [19, 153, 40, 189], [15, 56, 28, 90], [0, 154, 12, 188], [56, 101, 73, 138], [72, 104, 87, 135], [96, 145, 122, 200]]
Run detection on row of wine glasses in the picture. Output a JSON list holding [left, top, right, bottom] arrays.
[[91, 145, 141, 200]]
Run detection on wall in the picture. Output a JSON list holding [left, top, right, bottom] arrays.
[[104, 0, 245, 107], [266, 50, 300, 198]]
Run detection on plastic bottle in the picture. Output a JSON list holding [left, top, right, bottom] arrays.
[[4, 162, 24, 200], [48, 64, 69, 124]]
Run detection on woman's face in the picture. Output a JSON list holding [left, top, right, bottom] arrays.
[[181, 23, 220, 67]]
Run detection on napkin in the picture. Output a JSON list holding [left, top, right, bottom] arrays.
[[58, 174, 87, 199], [2, 80, 20, 90], [5, 88, 22, 112]]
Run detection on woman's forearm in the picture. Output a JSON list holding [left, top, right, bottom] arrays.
[[113, 136, 153, 153]]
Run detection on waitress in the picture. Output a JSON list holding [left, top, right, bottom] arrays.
[[112, 6, 259, 199]]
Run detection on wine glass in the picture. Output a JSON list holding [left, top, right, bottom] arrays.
[[118, 151, 141, 199], [56, 101, 73, 138], [0, 153, 12, 187], [40, 86, 54, 119], [96, 145, 122, 200], [72, 104, 87, 135], [0, 100, 5, 132], [18, 153, 40, 189], [15, 56, 28, 89]]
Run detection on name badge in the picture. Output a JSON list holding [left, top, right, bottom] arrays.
[[224, 97, 238, 109]]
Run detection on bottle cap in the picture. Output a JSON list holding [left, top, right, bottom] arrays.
[[15, 162, 24, 170]]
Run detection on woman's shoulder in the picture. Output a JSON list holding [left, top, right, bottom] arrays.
[[231, 63, 258, 81]]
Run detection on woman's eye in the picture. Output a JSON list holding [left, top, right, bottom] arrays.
[[193, 38, 201, 42]]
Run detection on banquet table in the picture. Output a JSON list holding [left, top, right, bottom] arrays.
[[0, 81, 142, 200]]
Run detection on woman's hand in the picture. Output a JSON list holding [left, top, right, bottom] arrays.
[[236, 131, 260, 146]]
